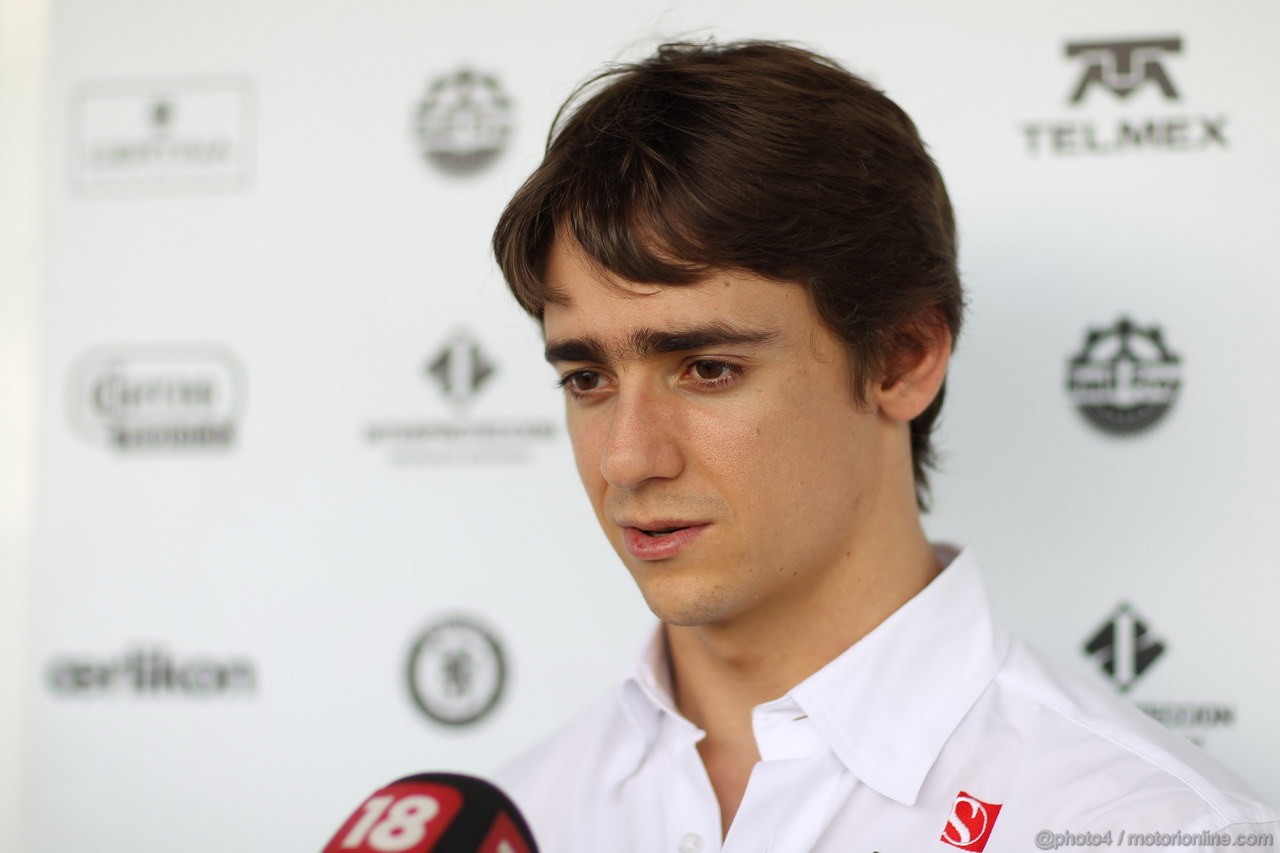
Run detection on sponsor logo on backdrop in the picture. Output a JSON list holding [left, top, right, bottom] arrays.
[[1067, 37, 1182, 103], [71, 78, 253, 191], [414, 68, 513, 175], [427, 330, 497, 406], [47, 646, 256, 696], [1022, 34, 1228, 156], [363, 328, 557, 465], [406, 615, 506, 726], [1066, 317, 1181, 436], [69, 345, 246, 451], [1084, 602, 1167, 691], [1083, 603, 1235, 746]]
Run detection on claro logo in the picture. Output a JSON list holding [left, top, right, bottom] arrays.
[[69, 345, 246, 450]]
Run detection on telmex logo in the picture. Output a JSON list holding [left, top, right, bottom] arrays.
[[1066, 37, 1182, 103], [1022, 34, 1226, 156], [69, 345, 246, 450]]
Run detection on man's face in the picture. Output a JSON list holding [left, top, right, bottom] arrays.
[[542, 239, 891, 630]]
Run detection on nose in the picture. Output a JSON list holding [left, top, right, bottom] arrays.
[[599, 383, 684, 490]]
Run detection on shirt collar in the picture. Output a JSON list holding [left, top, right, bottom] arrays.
[[787, 546, 1010, 805], [614, 546, 1010, 805], [615, 628, 696, 785]]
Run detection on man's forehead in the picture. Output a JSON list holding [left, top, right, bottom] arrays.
[[541, 237, 815, 365], [543, 234, 782, 309]]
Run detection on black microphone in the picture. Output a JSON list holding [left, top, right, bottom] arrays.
[[322, 773, 539, 853]]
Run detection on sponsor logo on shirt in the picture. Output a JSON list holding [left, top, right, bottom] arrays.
[[940, 791, 1002, 851]]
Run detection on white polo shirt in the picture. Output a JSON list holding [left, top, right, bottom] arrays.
[[498, 548, 1279, 852]]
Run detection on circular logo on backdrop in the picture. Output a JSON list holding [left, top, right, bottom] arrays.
[[1066, 317, 1181, 435], [407, 616, 506, 726], [413, 68, 512, 175]]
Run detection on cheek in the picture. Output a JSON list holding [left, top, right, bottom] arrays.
[[702, 382, 867, 529], [682, 396, 782, 506]]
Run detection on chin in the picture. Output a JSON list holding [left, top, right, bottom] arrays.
[[636, 580, 739, 628]]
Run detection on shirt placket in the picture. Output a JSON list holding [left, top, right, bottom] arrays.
[[656, 712, 726, 853], [721, 701, 855, 853]]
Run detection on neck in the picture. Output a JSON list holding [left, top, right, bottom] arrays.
[[665, 503, 940, 738]]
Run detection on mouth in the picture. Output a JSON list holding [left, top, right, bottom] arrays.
[[619, 521, 710, 560], [620, 518, 705, 536], [638, 527, 685, 537]]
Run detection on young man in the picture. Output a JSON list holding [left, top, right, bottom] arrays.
[[490, 40, 1278, 851]]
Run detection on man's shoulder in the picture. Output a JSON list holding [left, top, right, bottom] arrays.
[[975, 637, 1277, 833]]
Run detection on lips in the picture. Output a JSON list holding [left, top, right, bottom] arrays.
[[620, 521, 709, 560]]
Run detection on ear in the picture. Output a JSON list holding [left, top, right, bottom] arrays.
[[874, 313, 952, 423]]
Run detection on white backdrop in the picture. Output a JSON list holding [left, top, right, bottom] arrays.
[[14, 0, 1280, 850], [1, 0, 47, 851]]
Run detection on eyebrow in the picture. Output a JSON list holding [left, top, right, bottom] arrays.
[[544, 322, 782, 365]]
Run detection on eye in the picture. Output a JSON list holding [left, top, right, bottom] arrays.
[[557, 370, 603, 396], [687, 360, 743, 388], [691, 361, 732, 381]]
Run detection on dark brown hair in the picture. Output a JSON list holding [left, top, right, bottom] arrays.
[[492, 39, 963, 508]]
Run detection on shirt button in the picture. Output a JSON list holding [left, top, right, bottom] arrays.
[[678, 832, 703, 853]]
